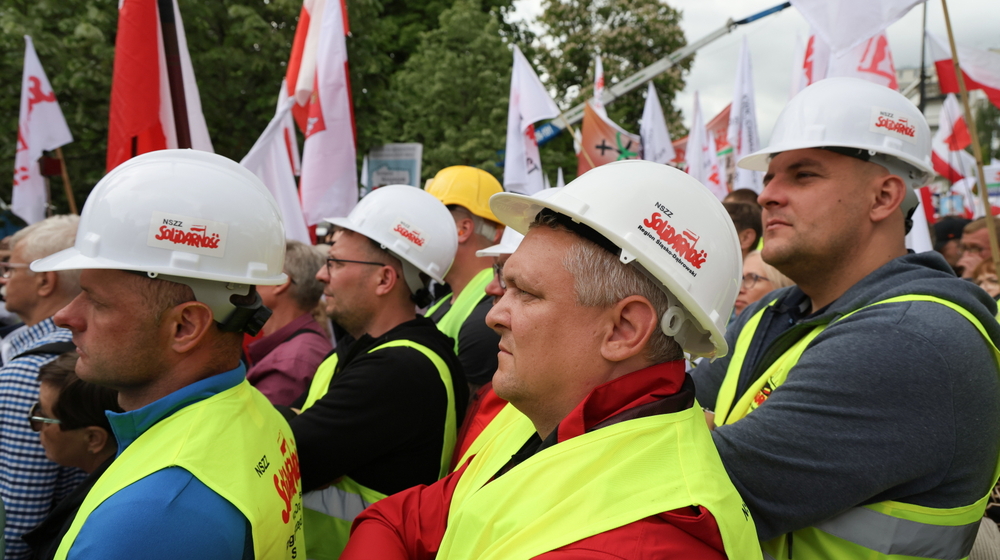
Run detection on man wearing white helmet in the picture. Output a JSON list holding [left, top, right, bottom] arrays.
[[32, 150, 304, 559], [692, 77, 1000, 560], [288, 185, 467, 560], [341, 161, 761, 559]]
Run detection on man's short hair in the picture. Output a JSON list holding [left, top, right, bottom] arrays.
[[448, 205, 499, 249], [531, 213, 683, 364], [284, 240, 327, 311], [964, 216, 1000, 235], [723, 202, 762, 247], [10, 215, 81, 294], [724, 188, 761, 207]]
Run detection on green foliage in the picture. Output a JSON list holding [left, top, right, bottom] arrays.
[[974, 99, 1000, 164], [535, 0, 691, 145], [373, 0, 512, 181]]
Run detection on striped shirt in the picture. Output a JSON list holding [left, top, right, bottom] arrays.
[[0, 318, 85, 560]]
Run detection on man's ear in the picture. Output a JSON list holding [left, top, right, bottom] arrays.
[[272, 276, 293, 296], [36, 271, 59, 298], [455, 217, 475, 244], [166, 301, 216, 354], [738, 229, 757, 252], [871, 174, 908, 224], [372, 265, 401, 297], [601, 295, 658, 363], [83, 426, 111, 455], [491, 225, 504, 244]]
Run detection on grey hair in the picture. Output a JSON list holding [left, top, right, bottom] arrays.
[[448, 206, 499, 248], [11, 215, 81, 294], [284, 240, 327, 311], [530, 213, 683, 364]]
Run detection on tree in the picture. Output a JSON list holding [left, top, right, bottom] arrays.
[[373, 0, 512, 181], [533, 0, 691, 183], [973, 99, 1000, 164]]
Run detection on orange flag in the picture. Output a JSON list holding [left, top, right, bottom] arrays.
[[577, 101, 642, 175]]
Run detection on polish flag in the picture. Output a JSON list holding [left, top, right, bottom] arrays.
[[727, 36, 762, 192], [504, 45, 560, 195], [14, 36, 73, 225], [299, 0, 358, 223], [927, 32, 1000, 110], [790, 0, 924, 55], [285, 0, 327, 131], [639, 82, 675, 165], [791, 30, 898, 96], [241, 84, 310, 243], [106, 0, 213, 172], [685, 92, 727, 200], [593, 55, 608, 119], [931, 94, 976, 183]]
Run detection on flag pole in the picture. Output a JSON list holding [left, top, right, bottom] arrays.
[[940, 0, 998, 261], [54, 147, 78, 215], [555, 108, 595, 169]]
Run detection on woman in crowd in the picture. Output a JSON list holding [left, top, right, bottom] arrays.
[[22, 352, 121, 560], [734, 250, 795, 316]]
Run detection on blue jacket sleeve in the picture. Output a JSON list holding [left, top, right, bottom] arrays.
[[67, 467, 251, 560]]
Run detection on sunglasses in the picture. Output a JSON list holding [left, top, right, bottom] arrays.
[[28, 402, 62, 432]]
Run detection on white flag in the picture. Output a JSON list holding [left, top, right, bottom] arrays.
[[905, 190, 933, 253], [726, 36, 762, 192], [504, 45, 560, 195], [593, 55, 608, 119], [241, 91, 310, 244], [14, 36, 73, 225], [789, 33, 807, 98], [640, 83, 675, 165], [299, 0, 357, 223], [556, 167, 565, 188], [685, 92, 727, 200], [827, 32, 898, 89], [790, 0, 925, 55]]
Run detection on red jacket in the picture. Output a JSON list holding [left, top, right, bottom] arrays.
[[342, 361, 729, 560]]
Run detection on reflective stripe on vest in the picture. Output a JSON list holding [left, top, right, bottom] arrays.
[[437, 405, 763, 560], [427, 268, 494, 353], [714, 295, 1000, 560], [55, 380, 304, 560], [300, 339, 457, 560]]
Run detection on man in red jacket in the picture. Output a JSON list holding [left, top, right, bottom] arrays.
[[342, 161, 762, 560]]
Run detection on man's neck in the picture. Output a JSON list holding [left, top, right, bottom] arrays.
[[351, 304, 417, 341], [445, 246, 493, 303], [262, 304, 308, 337], [118, 358, 239, 411], [800, 243, 907, 314]]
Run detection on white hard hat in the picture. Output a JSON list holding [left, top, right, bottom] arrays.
[[490, 160, 741, 359], [739, 77, 933, 230], [325, 185, 457, 303], [476, 188, 562, 258], [32, 149, 287, 335]]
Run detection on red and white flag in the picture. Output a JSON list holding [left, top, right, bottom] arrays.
[[790, 0, 925, 55], [593, 55, 608, 119], [685, 92, 727, 200], [791, 30, 898, 95], [106, 0, 213, 172], [928, 32, 1000, 110], [241, 84, 310, 244], [299, 0, 358, 223], [932, 94, 977, 183], [727, 36, 762, 192], [285, 0, 326, 131], [14, 36, 72, 225], [504, 45, 560, 195]]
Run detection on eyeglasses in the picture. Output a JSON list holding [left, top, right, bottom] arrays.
[[28, 402, 61, 432], [325, 257, 386, 275], [741, 273, 771, 290], [493, 263, 506, 290], [963, 245, 985, 256], [0, 262, 30, 279]]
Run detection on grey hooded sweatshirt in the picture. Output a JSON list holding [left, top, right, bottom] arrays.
[[692, 251, 1000, 542]]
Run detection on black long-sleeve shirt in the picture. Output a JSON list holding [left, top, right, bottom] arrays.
[[289, 317, 468, 494]]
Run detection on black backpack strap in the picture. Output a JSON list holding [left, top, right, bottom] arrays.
[[14, 341, 76, 359]]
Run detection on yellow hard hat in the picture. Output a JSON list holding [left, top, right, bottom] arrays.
[[426, 166, 503, 223]]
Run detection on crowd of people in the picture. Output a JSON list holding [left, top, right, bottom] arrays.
[[0, 76, 998, 560]]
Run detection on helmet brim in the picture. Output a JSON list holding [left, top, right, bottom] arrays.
[[31, 248, 289, 286]]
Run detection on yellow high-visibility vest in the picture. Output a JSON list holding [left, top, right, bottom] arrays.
[[425, 268, 494, 352], [55, 380, 304, 560], [437, 403, 763, 560], [301, 340, 456, 560], [715, 295, 1000, 560]]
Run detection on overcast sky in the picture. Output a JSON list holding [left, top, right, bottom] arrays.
[[511, 0, 1000, 143]]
